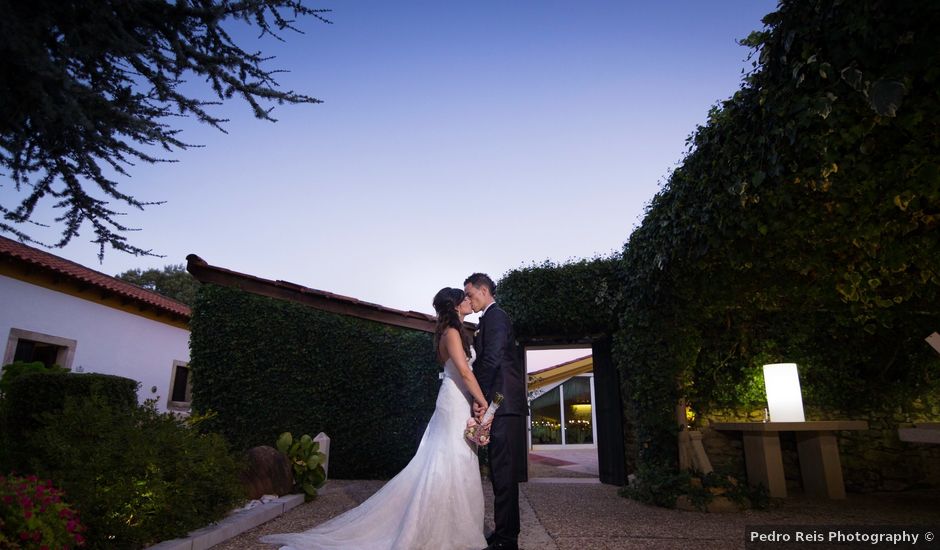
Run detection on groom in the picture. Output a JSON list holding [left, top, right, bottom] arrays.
[[465, 273, 527, 550]]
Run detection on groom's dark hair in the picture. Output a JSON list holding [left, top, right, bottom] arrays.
[[464, 273, 496, 296]]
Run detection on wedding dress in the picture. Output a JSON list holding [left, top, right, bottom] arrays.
[[260, 349, 487, 550]]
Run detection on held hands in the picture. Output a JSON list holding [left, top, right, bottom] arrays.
[[466, 394, 503, 446], [473, 401, 487, 421]]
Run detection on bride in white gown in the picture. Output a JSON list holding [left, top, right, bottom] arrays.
[[261, 287, 491, 550]]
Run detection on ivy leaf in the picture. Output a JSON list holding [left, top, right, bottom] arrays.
[[893, 191, 914, 211], [840, 67, 864, 91], [869, 79, 905, 117]]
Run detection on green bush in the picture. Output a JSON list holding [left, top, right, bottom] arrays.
[[619, 464, 690, 509], [23, 395, 245, 549], [619, 466, 769, 511], [3, 372, 138, 472], [0, 361, 65, 396], [0, 474, 86, 549], [276, 432, 326, 500], [0, 362, 69, 468]]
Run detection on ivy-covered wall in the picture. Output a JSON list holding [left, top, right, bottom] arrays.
[[189, 284, 440, 479], [499, 0, 940, 493], [617, 0, 940, 477]]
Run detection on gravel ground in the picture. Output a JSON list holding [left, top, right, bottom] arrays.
[[213, 477, 939, 550]]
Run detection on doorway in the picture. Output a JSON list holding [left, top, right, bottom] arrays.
[[525, 346, 599, 478]]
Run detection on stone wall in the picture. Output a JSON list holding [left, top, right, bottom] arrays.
[[697, 400, 940, 493]]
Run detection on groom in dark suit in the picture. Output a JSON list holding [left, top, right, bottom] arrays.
[[465, 273, 527, 550]]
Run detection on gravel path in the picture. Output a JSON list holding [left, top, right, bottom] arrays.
[[214, 477, 939, 549]]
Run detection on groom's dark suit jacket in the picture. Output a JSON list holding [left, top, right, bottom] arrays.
[[473, 304, 525, 417]]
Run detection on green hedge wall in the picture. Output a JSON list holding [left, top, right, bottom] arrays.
[[189, 284, 440, 479], [497, 1, 940, 481], [497, 257, 621, 340]]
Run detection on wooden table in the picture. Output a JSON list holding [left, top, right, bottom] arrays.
[[898, 422, 940, 444], [711, 421, 868, 499]]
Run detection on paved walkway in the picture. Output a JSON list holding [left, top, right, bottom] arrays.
[[528, 447, 599, 479], [215, 449, 940, 549]]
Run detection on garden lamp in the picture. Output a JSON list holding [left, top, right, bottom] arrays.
[[763, 363, 805, 422]]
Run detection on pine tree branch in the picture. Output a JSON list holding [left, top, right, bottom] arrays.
[[0, 0, 331, 258]]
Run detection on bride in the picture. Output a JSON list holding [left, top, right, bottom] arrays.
[[261, 287, 491, 550]]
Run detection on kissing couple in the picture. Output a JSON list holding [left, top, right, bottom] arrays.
[[261, 273, 527, 550]]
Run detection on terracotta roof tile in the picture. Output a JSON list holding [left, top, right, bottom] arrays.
[[0, 236, 191, 319], [186, 254, 456, 332]]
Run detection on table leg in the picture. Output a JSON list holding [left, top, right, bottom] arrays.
[[796, 431, 845, 499], [742, 432, 787, 498]]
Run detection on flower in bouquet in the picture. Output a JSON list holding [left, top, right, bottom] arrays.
[[465, 393, 504, 446]]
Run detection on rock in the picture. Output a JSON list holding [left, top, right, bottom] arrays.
[[241, 445, 294, 499]]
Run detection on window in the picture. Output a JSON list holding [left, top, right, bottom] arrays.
[[529, 375, 596, 447], [530, 387, 562, 444], [3, 329, 76, 369], [563, 377, 593, 445], [167, 360, 192, 411]]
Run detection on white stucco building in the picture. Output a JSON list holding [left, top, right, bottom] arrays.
[[0, 236, 192, 413]]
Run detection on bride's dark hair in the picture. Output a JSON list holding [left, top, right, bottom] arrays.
[[432, 287, 471, 361]]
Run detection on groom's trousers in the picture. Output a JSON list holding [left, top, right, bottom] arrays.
[[489, 413, 527, 544]]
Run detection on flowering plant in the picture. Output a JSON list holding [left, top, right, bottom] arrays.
[[465, 393, 503, 446], [0, 474, 85, 549]]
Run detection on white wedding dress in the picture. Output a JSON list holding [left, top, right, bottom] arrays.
[[260, 349, 487, 550]]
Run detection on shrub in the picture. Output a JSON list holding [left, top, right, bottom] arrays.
[[0, 474, 86, 549], [0, 362, 65, 397], [3, 372, 138, 473], [619, 464, 690, 509], [619, 465, 769, 511], [276, 432, 326, 500], [23, 395, 245, 549]]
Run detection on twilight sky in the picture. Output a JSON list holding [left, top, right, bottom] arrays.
[[3, 0, 777, 319]]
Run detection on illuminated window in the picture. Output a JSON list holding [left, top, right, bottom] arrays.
[[563, 377, 593, 444], [529, 375, 595, 447], [530, 387, 562, 444]]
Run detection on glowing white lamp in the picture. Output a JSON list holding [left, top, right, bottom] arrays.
[[763, 363, 805, 422]]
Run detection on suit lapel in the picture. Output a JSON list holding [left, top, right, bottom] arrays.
[[474, 313, 484, 356]]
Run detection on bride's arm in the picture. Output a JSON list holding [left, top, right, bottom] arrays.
[[443, 328, 488, 411]]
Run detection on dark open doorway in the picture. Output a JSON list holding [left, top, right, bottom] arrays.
[[521, 336, 627, 485]]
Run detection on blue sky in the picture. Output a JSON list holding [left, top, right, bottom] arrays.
[[3, 0, 778, 317]]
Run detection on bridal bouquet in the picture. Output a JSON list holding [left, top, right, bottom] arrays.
[[465, 393, 504, 446]]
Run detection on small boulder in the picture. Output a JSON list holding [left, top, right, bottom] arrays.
[[241, 445, 293, 499]]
